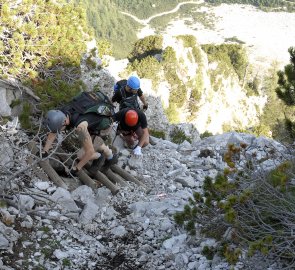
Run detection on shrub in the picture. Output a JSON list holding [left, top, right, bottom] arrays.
[[149, 129, 165, 139], [19, 102, 32, 130], [202, 246, 216, 260], [170, 126, 191, 144], [162, 46, 177, 64], [34, 79, 84, 112], [200, 131, 213, 139], [174, 144, 295, 268], [129, 56, 161, 82], [128, 35, 163, 62], [177, 35, 197, 48], [192, 46, 203, 65], [202, 44, 248, 81], [164, 104, 180, 124], [0, 0, 90, 81], [0, 0, 92, 113]]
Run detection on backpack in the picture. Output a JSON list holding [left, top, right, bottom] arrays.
[[114, 79, 127, 92], [114, 79, 141, 110], [62, 91, 115, 131]]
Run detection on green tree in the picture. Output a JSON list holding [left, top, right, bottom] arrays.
[[275, 47, 295, 138], [276, 47, 295, 106]]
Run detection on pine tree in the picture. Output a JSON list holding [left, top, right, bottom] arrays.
[[275, 47, 295, 138], [0, 0, 91, 82], [276, 47, 295, 105], [0, 0, 93, 110]]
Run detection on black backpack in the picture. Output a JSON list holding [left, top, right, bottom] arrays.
[[119, 91, 140, 111], [114, 80, 141, 110], [62, 91, 115, 131]]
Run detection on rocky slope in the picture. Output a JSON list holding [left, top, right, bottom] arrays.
[[1, 2, 295, 269], [0, 14, 293, 267], [0, 124, 290, 270]]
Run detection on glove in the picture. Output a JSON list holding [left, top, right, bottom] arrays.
[[133, 145, 142, 156], [143, 104, 148, 111], [41, 151, 48, 158]]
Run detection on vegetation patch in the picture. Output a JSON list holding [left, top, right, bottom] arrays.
[[177, 35, 196, 48], [170, 126, 192, 144], [202, 43, 248, 81], [200, 131, 213, 139], [128, 35, 163, 63], [174, 144, 295, 268], [149, 129, 166, 139], [205, 0, 295, 12], [19, 102, 32, 130]]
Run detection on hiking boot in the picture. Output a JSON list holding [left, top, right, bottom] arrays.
[[101, 153, 119, 172], [88, 156, 105, 175]]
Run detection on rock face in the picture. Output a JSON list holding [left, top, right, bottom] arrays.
[[0, 80, 34, 118], [0, 127, 291, 270], [0, 88, 11, 117]]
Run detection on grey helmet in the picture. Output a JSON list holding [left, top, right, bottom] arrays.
[[45, 110, 66, 132]]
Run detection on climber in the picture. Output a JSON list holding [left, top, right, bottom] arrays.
[[112, 75, 148, 111], [112, 108, 149, 156], [42, 93, 118, 176]]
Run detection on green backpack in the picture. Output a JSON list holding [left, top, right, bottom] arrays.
[[62, 91, 115, 131]]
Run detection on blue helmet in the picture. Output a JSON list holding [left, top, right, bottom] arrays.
[[127, 76, 140, 90]]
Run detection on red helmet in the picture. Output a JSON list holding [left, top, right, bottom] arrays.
[[125, 109, 138, 127]]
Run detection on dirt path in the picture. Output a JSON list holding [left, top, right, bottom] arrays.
[[121, 0, 204, 25]]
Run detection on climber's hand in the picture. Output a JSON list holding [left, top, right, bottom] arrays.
[[133, 145, 142, 156]]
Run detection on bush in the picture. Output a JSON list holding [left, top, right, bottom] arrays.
[[149, 129, 165, 139], [177, 35, 196, 48], [174, 144, 295, 268], [19, 102, 32, 130], [34, 79, 84, 112], [164, 104, 180, 124], [128, 35, 163, 62], [0, 0, 90, 81], [129, 56, 161, 82], [170, 126, 191, 144], [0, 1, 92, 113], [202, 44, 248, 81], [162, 46, 177, 64], [200, 131, 213, 139]]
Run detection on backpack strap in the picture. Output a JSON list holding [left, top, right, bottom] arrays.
[[120, 87, 126, 99]]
